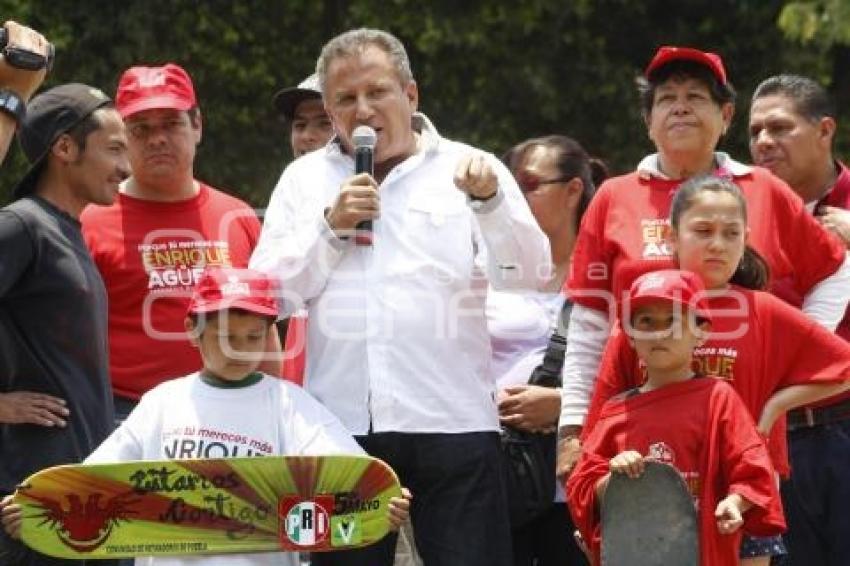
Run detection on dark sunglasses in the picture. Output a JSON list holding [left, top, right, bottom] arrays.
[[516, 174, 572, 194]]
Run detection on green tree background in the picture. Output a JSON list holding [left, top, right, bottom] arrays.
[[1, 0, 847, 206]]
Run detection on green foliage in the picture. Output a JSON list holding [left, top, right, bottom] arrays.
[[779, 0, 850, 46], [1, 0, 849, 205]]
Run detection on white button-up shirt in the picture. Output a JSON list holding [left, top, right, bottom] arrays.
[[251, 115, 551, 435]]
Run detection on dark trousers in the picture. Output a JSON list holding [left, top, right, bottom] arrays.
[[511, 502, 588, 566], [312, 431, 513, 566], [781, 419, 850, 565]]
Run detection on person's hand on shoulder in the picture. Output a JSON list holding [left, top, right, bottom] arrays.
[[817, 205, 850, 249], [387, 487, 412, 531], [454, 153, 498, 201], [325, 172, 380, 238], [0, 21, 50, 101], [0, 391, 68, 426]]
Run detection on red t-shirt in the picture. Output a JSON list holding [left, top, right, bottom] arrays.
[[584, 287, 850, 477], [81, 183, 261, 399], [771, 161, 850, 410], [568, 378, 785, 566], [567, 166, 846, 314], [281, 315, 307, 385]]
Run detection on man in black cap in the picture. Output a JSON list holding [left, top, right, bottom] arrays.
[[273, 73, 333, 158], [0, 83, 129, 565]]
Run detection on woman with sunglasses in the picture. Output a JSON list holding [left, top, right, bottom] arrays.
[[558, 46, 850, 565], [489, 135, 606, 566]]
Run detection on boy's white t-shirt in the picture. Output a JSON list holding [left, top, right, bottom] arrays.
[[86, 372, 364, 566]]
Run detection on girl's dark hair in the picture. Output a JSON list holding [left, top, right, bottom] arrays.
[[503, 135, 608, 224], [670, 175, 770, 290], [637, 60, 737, 116]]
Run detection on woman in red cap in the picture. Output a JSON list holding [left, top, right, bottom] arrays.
[[558, 47, 850, 565]]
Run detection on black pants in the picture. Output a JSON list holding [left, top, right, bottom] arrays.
[[781, 420, 850, 565], [312, 431, 513, 566], [511, 502, 588, 566]]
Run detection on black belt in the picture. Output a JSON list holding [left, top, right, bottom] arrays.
[[787, 398, 850, 432]]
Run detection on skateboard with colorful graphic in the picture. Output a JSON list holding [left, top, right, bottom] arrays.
[[12, 454, 401, 560], [600, 461, 698, 566]]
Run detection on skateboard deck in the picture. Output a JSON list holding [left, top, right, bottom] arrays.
[[12, 454, 401, 559], [600, 461, 698, 566]]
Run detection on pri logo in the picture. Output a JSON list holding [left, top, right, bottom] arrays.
[[647, 441, 676, 465], [28, 492, 139, 553], [279, 496, 333, 549]]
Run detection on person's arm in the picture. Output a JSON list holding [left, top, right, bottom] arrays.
[[556, 305, 611, 479], [0, 21, 49, 165], [559, 304, 612, 428], [758, 382, 850, 434], [0, 211, 72, 421], [713, 385, 785, 537], [249, 167, 354, 310], [800, 252, 850, 331], [455, 153, 552, 291], [767, 173, 850, 330], [759, 292, 850, 429]]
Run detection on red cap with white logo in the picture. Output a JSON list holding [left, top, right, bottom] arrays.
[[623, 269, 712, 323], [187, 267, 279, 318], [645, 46, 727, 86], [115, 63, 197, 118]]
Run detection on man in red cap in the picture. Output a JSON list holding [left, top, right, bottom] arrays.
[[80, 63, 270, 423]]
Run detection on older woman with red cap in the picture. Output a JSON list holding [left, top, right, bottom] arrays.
[[557, 47, 850, 565]]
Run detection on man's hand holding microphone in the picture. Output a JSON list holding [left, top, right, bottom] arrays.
[[326, 124, 500, 243]]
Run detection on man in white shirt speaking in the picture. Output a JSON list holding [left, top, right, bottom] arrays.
[[251, 27, 550, 566]]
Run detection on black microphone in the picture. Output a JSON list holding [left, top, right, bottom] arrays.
[[352, 125, 377, 246]]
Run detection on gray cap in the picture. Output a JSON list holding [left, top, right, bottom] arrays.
[[272, 74, 321, 121]]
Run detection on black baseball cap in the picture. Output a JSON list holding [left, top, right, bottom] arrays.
[[272, 73, 322, 121], [13, 83, 112, 200]]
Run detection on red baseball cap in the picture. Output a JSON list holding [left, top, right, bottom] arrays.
[[623, 270, 712, 323], [115, 63, 197, 119], [188, 267, 279, 318], [645, 46, 727, 86]]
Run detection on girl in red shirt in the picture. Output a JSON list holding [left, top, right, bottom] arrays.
[[582, 175, 850, 564]]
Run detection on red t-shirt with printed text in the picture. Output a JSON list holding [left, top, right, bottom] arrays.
[[584, 287, 850, 477], [81, 183, 261, 399], [567, 166, 846, 315]]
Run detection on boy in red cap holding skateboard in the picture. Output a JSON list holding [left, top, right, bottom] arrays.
[[568, 270, 785, 565]]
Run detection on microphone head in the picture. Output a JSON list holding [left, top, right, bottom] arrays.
[[352, 125, 377, 149]]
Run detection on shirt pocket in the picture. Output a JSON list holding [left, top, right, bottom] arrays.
[[396, 191, 474, 280]]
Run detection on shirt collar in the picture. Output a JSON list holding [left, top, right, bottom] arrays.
[[636, 152, 752, 180]]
